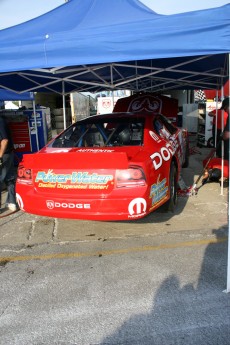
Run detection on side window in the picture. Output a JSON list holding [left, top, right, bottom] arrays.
[[154, 115, 177, 138], [160, 115, 177, 135], [153, 117, 171, 140], [153, 118, 163, 135]]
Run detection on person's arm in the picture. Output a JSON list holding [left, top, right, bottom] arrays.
[[0, 117, 9, 162], [208, 111, 215, 117], [0, 138, 8, 157]]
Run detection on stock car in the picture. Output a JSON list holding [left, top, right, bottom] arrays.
[[16, 112, 189, 221]]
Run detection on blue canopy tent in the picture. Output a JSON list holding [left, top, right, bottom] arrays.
[[0, 0, 229, 95], [0, 89, 34, 101]]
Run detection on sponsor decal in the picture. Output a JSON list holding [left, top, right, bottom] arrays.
[[77, 149, 114, 153], [150, 177, 168, 208], [150, 143, 174, 170], [16, 193, 24, 211], [168, 133, 184, 164], [128, 95, 162, 113], [47, 200, 55, 209], [50, 149, 69, 153], [128, 198, 147, 218], [168, 134, 179, 152], [14, 143, 26, 149], [35, 170, 113, 190], [30, 112, 41, 118], [46, 200, 91, 210], [102, 99, 112, 109], [149, 130, 161, 143], [175, 132, 184, 164]]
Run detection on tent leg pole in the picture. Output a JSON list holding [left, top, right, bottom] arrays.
[[220, 83, 224, 196], [214, 90, 218, 150], [224, 52, 230, 293], [62, 81, 67, 130], [32, 99, 39, 151]]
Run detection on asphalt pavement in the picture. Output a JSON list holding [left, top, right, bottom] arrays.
[[0, 144, 229, 345]]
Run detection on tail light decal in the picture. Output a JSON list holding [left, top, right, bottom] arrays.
[[116, 166, 146, 188], [17, 165, 32, 185]]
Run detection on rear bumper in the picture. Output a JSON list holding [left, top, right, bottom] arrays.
[[16, 187, 150, 221]]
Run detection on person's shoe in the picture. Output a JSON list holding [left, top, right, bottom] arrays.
[[7, 203, 17, 212]]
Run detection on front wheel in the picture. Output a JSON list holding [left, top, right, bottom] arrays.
[[164, 162, 178, 212]]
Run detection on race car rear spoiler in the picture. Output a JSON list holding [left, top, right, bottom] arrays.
[[22, 151, 130, 169]]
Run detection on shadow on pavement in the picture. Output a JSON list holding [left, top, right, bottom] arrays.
[[100, 227, 229, 345]]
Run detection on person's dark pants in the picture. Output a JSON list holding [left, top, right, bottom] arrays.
[[0, 152, 17, 209], [212, 125, 224, 158], [212, 125, 222, 147], [216, 140, 229, 161], [224, 141, 229, 161]]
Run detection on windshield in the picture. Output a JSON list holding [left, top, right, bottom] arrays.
[[50, 118, 144, 148]]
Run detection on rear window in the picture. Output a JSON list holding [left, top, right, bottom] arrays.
[[50, 118, 145, 148]]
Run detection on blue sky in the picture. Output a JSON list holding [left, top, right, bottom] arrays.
[[0, 0, 229, 30]]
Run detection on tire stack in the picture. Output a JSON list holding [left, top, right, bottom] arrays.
[[53, 108, 72, 134]]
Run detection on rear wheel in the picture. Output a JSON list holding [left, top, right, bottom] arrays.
[[164, 162, 178, 212]]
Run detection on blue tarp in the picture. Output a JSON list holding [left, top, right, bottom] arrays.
[[0, 0, 229, 72], [0, 0, 229, 93], [0, 89, 34, 100]]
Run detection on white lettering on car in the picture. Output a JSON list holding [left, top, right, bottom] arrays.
[[46, 200, 91, 210], [150, 145, 173, 170]]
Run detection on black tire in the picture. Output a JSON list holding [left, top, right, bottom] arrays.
[[182, 141, 189, 168], [163, 162, 178, 212]]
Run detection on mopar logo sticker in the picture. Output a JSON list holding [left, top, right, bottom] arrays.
[[128, 198, 147, 218], [46, 200, 91, 210]]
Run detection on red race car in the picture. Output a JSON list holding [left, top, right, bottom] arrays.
[[16, 112, 189, 220]]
